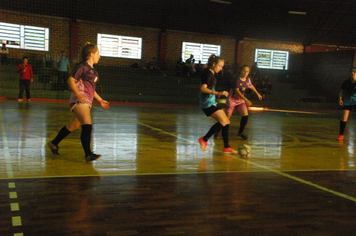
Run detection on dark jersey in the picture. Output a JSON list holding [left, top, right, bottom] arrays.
[[200, 69, 217, 109], [341, 79, 356, 106]]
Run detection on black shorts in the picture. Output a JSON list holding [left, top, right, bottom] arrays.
[[342, 105, 356, 111], [202, 105, 221, 117]]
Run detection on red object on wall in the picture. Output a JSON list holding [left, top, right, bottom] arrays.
[[70, 21, 78, 62], [236, 41, 244, 69], [159, 31, 167, 70]]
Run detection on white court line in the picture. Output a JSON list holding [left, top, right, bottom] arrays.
[[98, 106, 356, 203], [0, 109, 23, 234], [0, 109, 14, 178], [235, 157, 356, 202]]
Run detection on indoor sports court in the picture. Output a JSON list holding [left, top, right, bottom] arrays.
[[2, 0, 356, 235], [1, 99, 356, 235]]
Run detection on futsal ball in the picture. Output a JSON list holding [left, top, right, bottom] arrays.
[[238, 144, 251, 158]]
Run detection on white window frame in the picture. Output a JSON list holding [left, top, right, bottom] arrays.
[[0, 22, 49, 51], [97, 33, 142, 59], [182, 42, 221, 64], [255, 48, 289, 70]]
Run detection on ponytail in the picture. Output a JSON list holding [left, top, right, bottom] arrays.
[[206, 54, 223, 69]]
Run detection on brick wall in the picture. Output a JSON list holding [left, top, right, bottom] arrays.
[[302, 50, 355, 102], [1, 10, 304, 71], [1, 10, 70, 61]]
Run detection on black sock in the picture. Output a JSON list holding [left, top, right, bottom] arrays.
[[238, 116, 249, 134], [340, 121, 346, 135], [204, 122, 223, 141], [222, 124, 230, 148], [81, 124, 93, 156], [52, 126, 71, 146]]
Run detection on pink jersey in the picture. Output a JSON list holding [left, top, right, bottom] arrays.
[[69, 62, 99, 108], [226, 77, 252, 108]]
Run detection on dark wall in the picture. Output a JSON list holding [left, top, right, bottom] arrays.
[[301, 50, 355, 102]]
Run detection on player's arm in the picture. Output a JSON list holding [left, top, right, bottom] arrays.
[[234, 88, 252, 106], [200, 83, 228, 97], [94, 91, 109, 109], [249, 85, 263, 100], [67, 76, 86, 103], [339, 89, 344, 106], [30, 65, 34, 82]]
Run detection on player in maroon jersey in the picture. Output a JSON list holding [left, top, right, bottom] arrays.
[[47, 42, 110, 162], [225, 65, 262, 140]]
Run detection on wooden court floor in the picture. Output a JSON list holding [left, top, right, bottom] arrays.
[[1, 100, 356, 235]]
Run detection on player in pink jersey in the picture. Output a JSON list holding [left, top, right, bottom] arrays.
[[225, 65, 262, 140], [47, 42, 110, 162]]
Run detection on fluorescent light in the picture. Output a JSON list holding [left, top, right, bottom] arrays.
[[210, 0, 231, 4], [288, 11, 307, 15]]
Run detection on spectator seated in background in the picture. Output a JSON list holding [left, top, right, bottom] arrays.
[[176, 57, 184, 76], [222, 62, 232, 80], [1, 43, 9, 65], [250, 62, 260, 81], [256, 79, 268, 99], [184, 54, 194, 78], [262, 74, 272, 94], [195, 60, 204, 77], [147, 57, 159, 71], [187, 59, 196, 79]]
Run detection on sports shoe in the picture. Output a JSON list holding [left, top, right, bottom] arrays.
[[198, 137, 207, 153], [223, 147, 238, 154], [336, 135, 344, 141], [47, 141, 60, 155], [85, 153, 101, 162], [238, 133, 249, 140]]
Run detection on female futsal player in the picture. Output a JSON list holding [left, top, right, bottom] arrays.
[[47, 42, 110, 162], [225, 65, 262, 140], [198, 54, 237, 154], [336, 67, 356, 141]]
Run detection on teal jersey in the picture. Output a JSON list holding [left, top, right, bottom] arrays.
[[200, 69, 217, 109]]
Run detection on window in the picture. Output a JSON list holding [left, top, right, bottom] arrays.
[[0, 22, 49, 51], [97, 34, 142, 59], [255, 48, 289, 70], [182, 42, 221, 64]]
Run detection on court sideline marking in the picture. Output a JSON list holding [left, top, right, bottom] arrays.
[[100, 107, 356, 203], [1, 103, 355, 204], [0, 109, 24, 235]]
